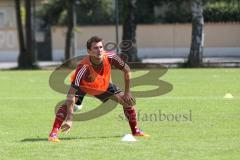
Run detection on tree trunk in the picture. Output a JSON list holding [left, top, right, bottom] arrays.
[[25, 0, 36, 65], [16, 0, 38, 69], [65, 0, 74, 62], [15, 0, 27, 68], [121, 0, 138, 62], [187, 0, 204, 67]]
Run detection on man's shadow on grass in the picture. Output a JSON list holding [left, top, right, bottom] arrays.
[[20, 135, 122, 142]]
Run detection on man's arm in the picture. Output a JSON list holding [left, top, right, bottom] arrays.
[[61, 86, 77, 132], [122, 63, 131, 93], [122, 63, 135, 106], [66, 86, 77, 120], [108, 53, 135, 105]]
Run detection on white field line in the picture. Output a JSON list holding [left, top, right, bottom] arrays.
[[159, 96, 239, 100], [0, 97, 60, 100], [0, 96, 239, 100]]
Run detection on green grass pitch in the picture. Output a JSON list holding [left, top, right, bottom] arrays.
[[0, 68, 239, 160]]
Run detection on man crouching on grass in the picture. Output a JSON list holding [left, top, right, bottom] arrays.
[[48, 36, 148, 142]]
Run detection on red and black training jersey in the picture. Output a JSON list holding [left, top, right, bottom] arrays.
[[71, 52, 125, 89]]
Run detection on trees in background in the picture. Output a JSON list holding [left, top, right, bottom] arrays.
[[15, 0, 26, 68], [15, 0, 38, 69], [17, 0, 239, 67], [37, 0, 113, 25], [187, 0, 204, 67], [121, 0, 138, 62], [153, 0, 240, 23], [37, 0, 240, 25], [38, 0, 140, 62], [37, 0, 113, 62], [37, 0, 74, 62], [204, 0, 240, 22], [64, 0, 75, 61]]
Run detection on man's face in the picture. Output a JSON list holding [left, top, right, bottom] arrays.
[[88, 41, 104, 59]]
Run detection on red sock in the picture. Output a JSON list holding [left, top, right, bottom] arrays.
[[50, 105, 67, 134], [123, 106, 138, 134]]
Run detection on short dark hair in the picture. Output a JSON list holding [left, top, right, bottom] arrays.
[[86, 36, 103, 50]]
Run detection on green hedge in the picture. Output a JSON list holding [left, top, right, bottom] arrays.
[[204, 8, 240, 22], [37, 0, 240, 25]]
